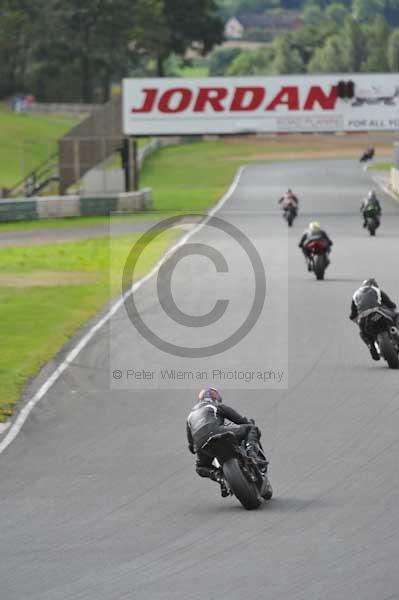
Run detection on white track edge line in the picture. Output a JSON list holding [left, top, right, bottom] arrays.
[[0, 166, 246, 455], [365, 163, 398, 202], [369, 175, 398, 202]]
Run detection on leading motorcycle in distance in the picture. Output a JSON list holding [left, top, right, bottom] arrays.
[[364, 205, 379, 236], [359, 147, 375, 163], [281, 199, 297, 227], [201, 430, 273, 510], [360, 308, 399, 369], [304, 238, 330, 280]]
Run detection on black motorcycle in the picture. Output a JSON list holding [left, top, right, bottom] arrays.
[[364, 205, 380, 236], [361, 308, 399, 369], [283, 204, 296, 227], [360, 148, 375, 163], [201, 430, 273, 510]]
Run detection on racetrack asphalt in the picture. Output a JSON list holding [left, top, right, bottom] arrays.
[[1, 159, 399, 600]]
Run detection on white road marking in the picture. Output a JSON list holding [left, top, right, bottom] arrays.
[[365, 163, 398, 202], [370, 175, 398, 202], [0, 167, 245, 455]]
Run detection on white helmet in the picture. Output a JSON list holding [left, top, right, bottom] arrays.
[[309, 221, 320, 232], [362, 278, 378, 288]]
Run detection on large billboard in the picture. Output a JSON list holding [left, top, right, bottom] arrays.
[[123, 74, 399, 135]]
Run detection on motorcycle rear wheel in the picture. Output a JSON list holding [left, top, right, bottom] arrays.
[[314, 254, 326, 280], [367, 218, 376, 236], [223, 458, 261, 510]]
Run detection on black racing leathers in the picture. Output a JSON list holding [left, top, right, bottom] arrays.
[[299, 229, 332, 252], [350, 287, 397, 349], [299, 230, 332, 261], [350, 288, 396, 321], [187, 401, 257, 452], [186, 401, 261, 481]]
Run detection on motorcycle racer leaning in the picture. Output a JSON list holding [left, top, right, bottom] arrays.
[[186, 388, 267, 497], [361, 191, 381, 228], [349, 278, 398, 361], [298, 221, 333, 271], [278, 189, 299, 216]]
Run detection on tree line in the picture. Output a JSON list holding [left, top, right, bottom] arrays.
[[0, 0, 223, 102], [218, 0, 399, 24], [210, 8, 399, 75], [1, 0, 398, 103]]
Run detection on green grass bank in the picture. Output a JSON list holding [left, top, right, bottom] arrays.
[[0, 230, 179, 420], [0, 105, 79, 188]]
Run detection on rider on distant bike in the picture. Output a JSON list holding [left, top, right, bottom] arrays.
[[360, 147, 375, 163], [349, 278, 398, 360], [186, 388, 266, 497], [361, 191, 381, 228], [298, 222, 333, 271], [278, 189, 299, 217]]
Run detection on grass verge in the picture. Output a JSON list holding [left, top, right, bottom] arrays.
[[0, 106, 79, 188], [140, 141, 244, 212], [0, 229, 179, 420], [369, 162, 392, 172], [0, 212, 164, 234]]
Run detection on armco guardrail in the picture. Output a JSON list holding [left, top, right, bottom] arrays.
[[391, 167, 399, 196], [0, 189, 152, 223]]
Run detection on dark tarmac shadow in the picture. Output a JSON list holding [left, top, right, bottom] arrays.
[[295, 277, 360, 283], [265, 495, 333, 513], [193, 495, 332, 516], [321, 278, 363, 283], [359, 233, 398, 238], [351, 363, 395, 374]]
